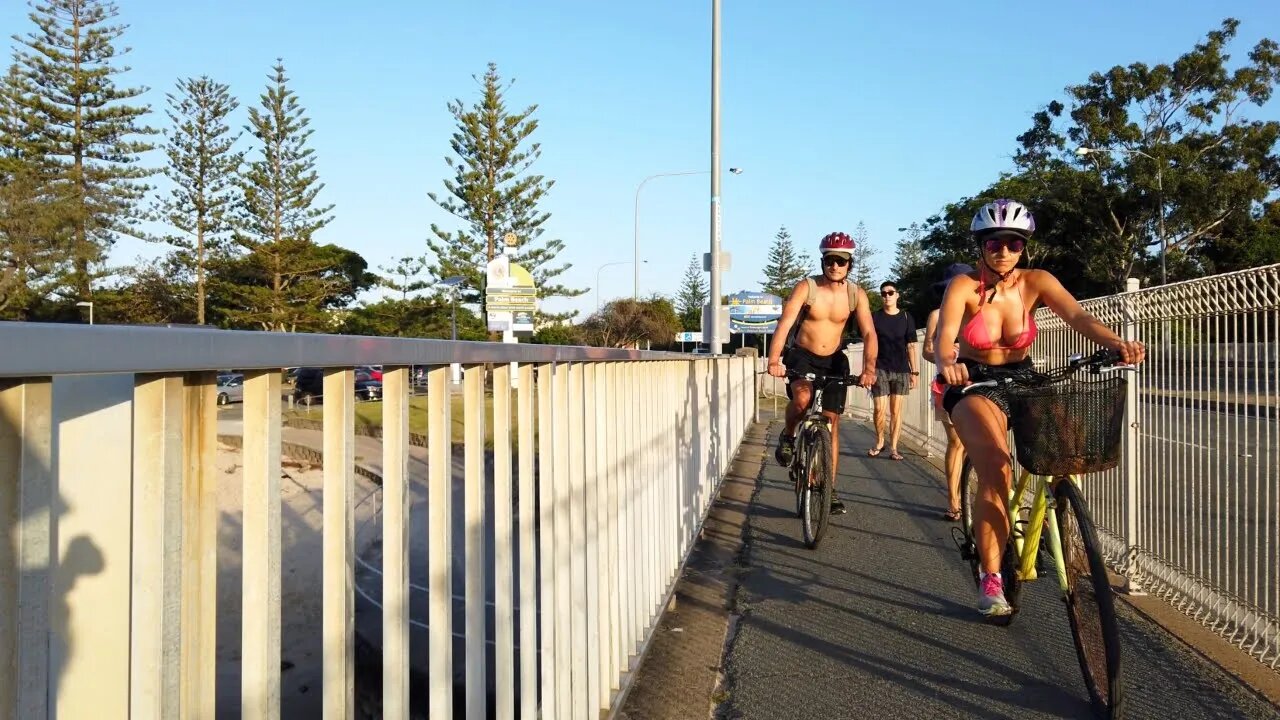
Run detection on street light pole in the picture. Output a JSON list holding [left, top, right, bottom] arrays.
[[634, 171, 702, 301], [450, 292, 457, 341], [634, 166, 743, 302], [709, 0, 723, 354], [438, 276, 466, 341]]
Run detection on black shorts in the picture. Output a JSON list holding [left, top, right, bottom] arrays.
[[941, 357, 1034, 419], [783, 345, 850, 414]]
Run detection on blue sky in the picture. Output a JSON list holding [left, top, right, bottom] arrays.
[[4, 0, 1279, 319]]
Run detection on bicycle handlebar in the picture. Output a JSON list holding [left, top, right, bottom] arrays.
[[752, 368, 861, 385], [938, 347, 1137, 393]]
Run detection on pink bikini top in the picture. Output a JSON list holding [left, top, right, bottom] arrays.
[[960, 272, 1038, 351]]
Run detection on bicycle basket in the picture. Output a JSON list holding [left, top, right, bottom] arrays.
[[1008, 375, 1127, 476]]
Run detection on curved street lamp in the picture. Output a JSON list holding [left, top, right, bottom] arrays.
[[633, 167, 742, 300]]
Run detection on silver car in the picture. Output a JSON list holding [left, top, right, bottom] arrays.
[[217, 373, 244, 406]]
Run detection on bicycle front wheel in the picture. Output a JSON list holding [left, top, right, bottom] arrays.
[[800, 426, 833, 548], [1054, 480, 1123, 718]]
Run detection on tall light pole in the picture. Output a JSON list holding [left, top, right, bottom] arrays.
[[439, 276, 465, 340], [1076, 146, 1168, 285], [633, 167, 741, 302], [597, 260, 645, 311], [75, 301, 93, 325], [709, 0, 725, 354]]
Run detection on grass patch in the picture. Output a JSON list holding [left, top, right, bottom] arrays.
[[286, 392, 524, 448]]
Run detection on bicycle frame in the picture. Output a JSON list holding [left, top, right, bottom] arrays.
[[1004, 468, 1073, 594], [788, 384, 829, 472], [786, 373, 837, 452]]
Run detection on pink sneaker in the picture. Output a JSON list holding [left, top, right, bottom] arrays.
[[978, 572, 1012, 617]]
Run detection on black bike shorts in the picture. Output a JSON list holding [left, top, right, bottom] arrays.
[[941, 357, 1034, 419], [783, 345, 851, 414]]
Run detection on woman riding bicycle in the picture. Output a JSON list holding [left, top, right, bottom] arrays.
[[934, 199, 1145, 618]]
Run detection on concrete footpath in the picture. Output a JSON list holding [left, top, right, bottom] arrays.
[[623, 415, 1280, 719]]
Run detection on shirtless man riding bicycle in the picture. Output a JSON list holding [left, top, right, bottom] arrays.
[[767, 231, 879, 515]]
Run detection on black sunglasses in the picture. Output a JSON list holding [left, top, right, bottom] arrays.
[[822, 255, 850, 267], [983, 237, 1025, 254], [881, 289, 897, 296]]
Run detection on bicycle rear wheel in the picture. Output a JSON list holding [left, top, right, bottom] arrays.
[[800, 426, 833, 548], [958, 457, 980, 582], [1054, 480, 1123, 718]]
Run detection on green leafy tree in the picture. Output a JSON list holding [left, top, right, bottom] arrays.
[[152, 76, 242, 324], [851, 221, 881, 312], [675, 252, 707, 331], [580, 296, 680, 348], [14, 0, 157, 301], [890, 222, 926, 284], [92, 254, 196, 325], [211, 242, 375, 331], [760, 225, 810, 298], [227, 60, 343, 331], [530, 322, 582, 345], [379, 255, 429, 300], [340, 296, 484, 339], [426, 63, 585, 322], [1017, 17, 1280, 287], [0, 64, 71, 319]]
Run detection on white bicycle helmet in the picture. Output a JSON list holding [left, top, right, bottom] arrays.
[[970, 199, 1035, 237]]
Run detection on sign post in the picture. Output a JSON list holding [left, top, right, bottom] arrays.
[[487, 236, 536, 387], [674, 331, 703, 353], [726, 291, 784, 335]]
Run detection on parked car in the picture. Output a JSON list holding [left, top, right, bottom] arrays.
[[292, 367, 383, 405], [216, 373, 244, 406]]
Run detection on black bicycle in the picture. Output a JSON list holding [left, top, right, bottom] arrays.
[[778, 369, 859, 549], [945, 348, 1134, 718]]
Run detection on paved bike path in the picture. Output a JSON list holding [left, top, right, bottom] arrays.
[[716, 421, 1279, 719]]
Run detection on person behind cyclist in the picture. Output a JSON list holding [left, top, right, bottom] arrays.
[[922, 262, 973, 521], [934, 199, 1145, 618], [767, 231, 878, 515], [867, 280, 918, 461]]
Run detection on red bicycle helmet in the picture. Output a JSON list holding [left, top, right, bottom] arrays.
[[819, 231, 855, 256]]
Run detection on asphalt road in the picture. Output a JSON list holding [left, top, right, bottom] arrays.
[[716, 421, 1279, 719]]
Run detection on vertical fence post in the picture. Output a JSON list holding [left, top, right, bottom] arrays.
[[1122, 276, 1146, 595]]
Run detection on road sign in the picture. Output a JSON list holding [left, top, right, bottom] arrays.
[[487, 311, 511, 332], [675, 331, 703, 343], [486, 255, 538, 315], [512, 310, 534, 334], [726, 290, 783, 334], [486, 290, 538, 312]]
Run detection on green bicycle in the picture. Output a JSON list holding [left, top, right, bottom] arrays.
[[950, 348, 1133, 719]]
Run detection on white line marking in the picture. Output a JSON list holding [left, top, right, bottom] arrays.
[[1140, 433, 1212, 450]]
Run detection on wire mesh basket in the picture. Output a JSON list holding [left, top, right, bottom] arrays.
[[1008, 375, 1128, 476]]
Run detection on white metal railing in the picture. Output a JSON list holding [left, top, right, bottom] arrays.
[[842, 264, 1280, 671], [0, 322, 756, 719]]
